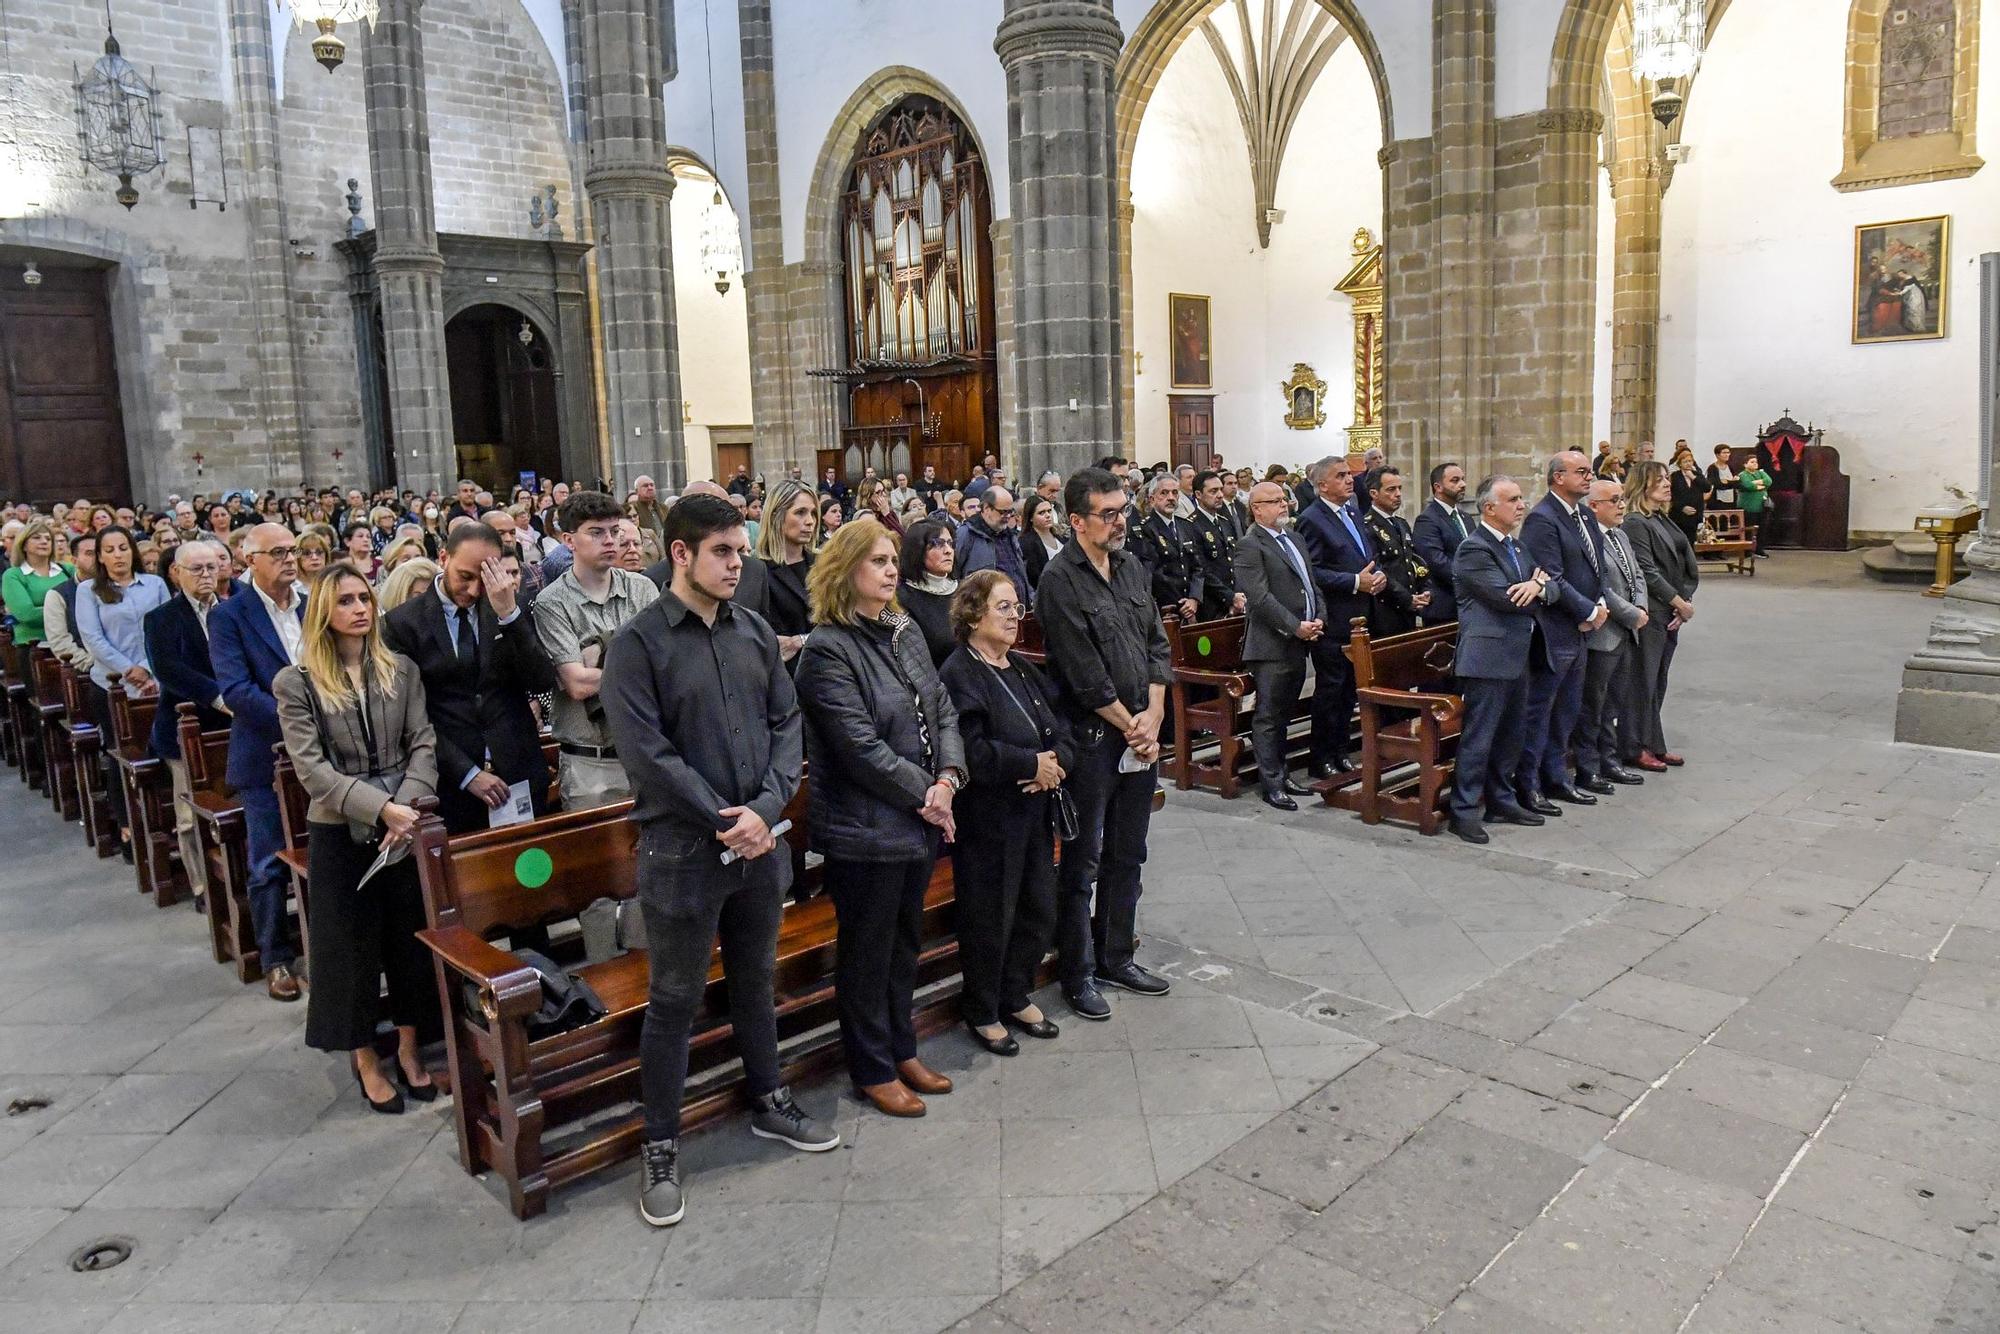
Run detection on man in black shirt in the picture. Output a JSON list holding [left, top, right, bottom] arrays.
[[600, 495, 838, 1229], [1036, 468, 1175, 1021]]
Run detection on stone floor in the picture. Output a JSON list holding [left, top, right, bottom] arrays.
[[1, 552, 1998, 1332]]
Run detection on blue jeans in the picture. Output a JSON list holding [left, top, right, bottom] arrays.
[[238, 784, 297, 971]]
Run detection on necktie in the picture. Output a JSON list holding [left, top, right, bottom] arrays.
[[1503, 536, 1524, 580], [1608, 530, 1638, 594], [1570, 504, 1601, 572], [1277, 532, 1316, 622], [1337, 506, 1370, 558], [453, 606, 476, 667], [1447, 504, 1466, 540]]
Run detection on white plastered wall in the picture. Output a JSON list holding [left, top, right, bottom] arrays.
[[669, 169, 754, 486]]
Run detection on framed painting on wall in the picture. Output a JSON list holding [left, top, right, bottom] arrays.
[[1169, 293, 1212, 388], [1853, 215, 1949, 344]]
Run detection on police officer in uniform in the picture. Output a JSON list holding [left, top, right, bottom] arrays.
[[1186, 470, 1243, 621], [1358, 466, 1431, 637], [1133, 473, 1198, 619]]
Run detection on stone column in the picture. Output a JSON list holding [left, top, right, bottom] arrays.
[[362, 0, 455, 498], [1380, 137, 1440, 473], [995, 0, 1125, 484], [1431, 0, 1495, 475], [738, 0, 795, 468], [1608, 154, 1663, 451], [1896, 254, 2000, 750], [224, 0, 307, 489], [578, 0, 686, 491]]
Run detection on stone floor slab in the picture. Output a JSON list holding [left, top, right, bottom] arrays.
[[1607, 1089, 1807, 1196], [1726, 1206, 1960, 1332]]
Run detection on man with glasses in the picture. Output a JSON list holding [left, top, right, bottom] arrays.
[[145, 540, 232, 907], [953, 484, 1029, 604], [1232, 483, 1324, 810], [208, 523, 308, 1000], [1035, 468, 1174, 1021], [1579, 479, 1649, 790]]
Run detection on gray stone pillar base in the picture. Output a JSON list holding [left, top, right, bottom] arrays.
[[1896, 542, 2000, 751]]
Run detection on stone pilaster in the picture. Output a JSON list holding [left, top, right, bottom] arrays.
[[738, 0, 793, 468], [362, 0, 455, 498], [996, 0, 1125, 483], [224, 0, 307, 489], [1608, 156, 1663, 452], [579, 0, 686, 490], [1431, 0, 1495, 475], [1380, 137, 1440, 473]]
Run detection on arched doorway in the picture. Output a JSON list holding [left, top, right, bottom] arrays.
[[826, 95, 998, 486], [444, 303, 562, 493]]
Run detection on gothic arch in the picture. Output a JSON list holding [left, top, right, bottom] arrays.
[[1833, 0, 1984, 190]]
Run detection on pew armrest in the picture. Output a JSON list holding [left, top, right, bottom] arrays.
[[1174, 668, 1250, 695], [1357, 687, 1462, 727], [418, 924, 543, 1023]]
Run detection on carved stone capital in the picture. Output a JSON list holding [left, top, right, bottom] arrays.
[[995, 0, 1124, 71], [370, 243, 446, 275], [583, 162, 675, 201]]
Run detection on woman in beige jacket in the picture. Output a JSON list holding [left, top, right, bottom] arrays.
[[275, 559, 439, 1114]]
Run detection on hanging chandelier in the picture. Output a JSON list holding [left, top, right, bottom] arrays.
[[700, 185, 742, 296], [73, 3, 166, 210], [286, 1, 380, 73], [1631, 0, 1705, 128]]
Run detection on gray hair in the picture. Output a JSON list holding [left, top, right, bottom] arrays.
[[174, 537, 228, 567], [1148, 473, 1181, 497], [1037, 469, 1062, 487], [1363, 447, 1385, 466], [1474, 475, 1515, 513], [1175, 464, 1195, 479], [1306, 455, 1345, 486]]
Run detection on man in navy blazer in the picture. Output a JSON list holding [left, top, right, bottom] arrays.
[[1293, 455, 1384, 774], [1410, 461, 1468, 625], [144, 540, 232, 905], [208, 523, 307, 1001], [1512, 451, 1611, 813], [1449, 476, 1553, 844]]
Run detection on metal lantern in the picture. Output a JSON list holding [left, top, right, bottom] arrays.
[[73, 11, 165, 211], [1631, 0, 1705, 128], [286, 0, 380, 73], [700, 186, 742, 296]]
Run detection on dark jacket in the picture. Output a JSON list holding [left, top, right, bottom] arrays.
[[1453, 526, 1540, 681], [382, 584, 559, 834], [1131, 511, 1195, 610], [898, 584, 957, 667], [954, 516, 1029, 605], [1519, 492, 1606, 672], [1293, 496, 1377, 641], [793, 613, 965, 863], [1186, 508, 1238, 619], [209, 582, 304, 789], [1232, 524, 1316, 666], [1034, 542, 1173, 727], [143, 594, 229, 760], [1410, 500, 1468, 624], [1022, 532, 1065, 594], [1360, 508, 1428, 637], [1669, 467, 1707, 535], [937, 645, 1075, 845], [1624, 511, 1700, 617], [764, 555, 813, 638]]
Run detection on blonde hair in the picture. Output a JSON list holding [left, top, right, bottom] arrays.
[[300, 562, 400, 708], [807, 519, 901, 626], [1625, 461, 1670, 517], [377, 557, 438, 612], [757, 479, 817, 562], [379, 534, 427, 573], [11, 518, 55, 567]]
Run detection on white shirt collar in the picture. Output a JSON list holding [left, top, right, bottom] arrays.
[[1480, 521, 1514, 543]]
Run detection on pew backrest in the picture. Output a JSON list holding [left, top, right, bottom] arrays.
[[416, 799, 641, 938], [175, 702, 231, 790], [1346, 619, 1459, 695], [1170, 614, 1249, 682], [31, 647, 63, 710]]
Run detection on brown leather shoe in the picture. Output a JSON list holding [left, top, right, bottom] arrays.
[[856, 1080, 925, 1118], [1660, 752, 1685, 767], [1634, 751, 1669, 772], [266, 964, 301, 1003], [896, 1058, 953, 1095]]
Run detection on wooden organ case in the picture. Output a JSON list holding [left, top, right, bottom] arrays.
[[816, 99, 998, 486]]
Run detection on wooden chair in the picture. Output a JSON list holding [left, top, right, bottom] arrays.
[[107, 692, 186, 906], [1, 640, 34, 782], [31, 649, 79, 821], [1320, 620, 1463, 834], [272, 750, 318, 966], [1696, 510, 1755, 576], [58, 663, 117, 857]]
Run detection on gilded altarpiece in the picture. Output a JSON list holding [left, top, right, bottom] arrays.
[[1333, 228, 1384, 455]]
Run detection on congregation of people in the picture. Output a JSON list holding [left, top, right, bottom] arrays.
[[0, 429, 1758, 1226]]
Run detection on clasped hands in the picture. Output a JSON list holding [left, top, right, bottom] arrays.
[[1019, 750, 1065, 794], [1123, 707, 1164, 766]]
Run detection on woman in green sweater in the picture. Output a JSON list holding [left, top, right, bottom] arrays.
[[1736, 451, 1774, 557], [3, 520, 76, 644]]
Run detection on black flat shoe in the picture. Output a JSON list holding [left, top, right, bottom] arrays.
[[352, 1058, 405, 1115], [964, 1019, 1019, 1056], [1281, 778, 1315, 797], [1261, 789, 1298, 812], [395, 1060, 440, 1103], [1004, 1012, 1060, 1040]]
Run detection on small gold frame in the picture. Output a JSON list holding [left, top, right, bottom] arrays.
[[1280, 363, 1327, 431]]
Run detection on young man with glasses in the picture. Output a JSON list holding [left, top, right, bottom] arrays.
[[1033, 468, 1174, 1020]]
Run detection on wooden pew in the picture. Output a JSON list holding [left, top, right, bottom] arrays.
[[59, 662, 118, 858], [1164, 615, 1328, 799], [106, 692, 188, 906], [181, 706, 267, 978], [31, 649, 79, 821], [1320, 620, 1463, 834], [1, 639, 33, 783], [1696, 509, 1756, 576]]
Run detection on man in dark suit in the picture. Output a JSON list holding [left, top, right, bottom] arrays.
[[1132, 474, 1197, 618], [1293, 455, 1383, 775], [209, 522, 308, 1001], [1449, 476, 1552, 844], [1219, 472, 1251, 538], [1578, 479, 1649, 790], [1232, 483, 1324, 810], [145, 540, 232, 906], [1513, 451, 1610, 813], [1186, 470, 1242, 620], [1357, 467, 1431, 637], [1411, 461, 1468, 625], [384, 522, 559, 835]]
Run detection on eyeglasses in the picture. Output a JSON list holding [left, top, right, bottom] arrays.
[[1084, 506, 1127, 524], [926, 535, 954, 550], [991, 600, 1023, 616], [253, 546, 297, 561]]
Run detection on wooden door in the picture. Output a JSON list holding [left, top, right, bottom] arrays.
[[1168, 394, 1215, 472], [715, 442, 752, 484], [0, 266, 132, 505]]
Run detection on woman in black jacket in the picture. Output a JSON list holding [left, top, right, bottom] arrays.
[[796, 521, 967, 1119], [1020, 493, 1066, 595], [756, 479, 817, 660], [1621, 462, 1700, 772], [1668, 445, 1707, 543], [938, 571, 1073, 1056], [896, 517, 959, 666]]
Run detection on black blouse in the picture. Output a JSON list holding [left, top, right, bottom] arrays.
[[899, 585, 956, 667]]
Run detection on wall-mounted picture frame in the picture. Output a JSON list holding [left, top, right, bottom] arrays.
[[1280, 363, 1326, 430], [1169, 292, 1212, 388], [1853, 214, 1948, 344]]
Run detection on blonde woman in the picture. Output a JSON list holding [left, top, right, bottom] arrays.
[[376, 557, 439, 613], [274, 560, 439, 1114], [755, 479, 818, 654], [377, 534, 428, 578], [3, 519, 73, 645], [1620, 462, 1698, 772], [854, 477, 904, 534], [296, 531, 332, 582]]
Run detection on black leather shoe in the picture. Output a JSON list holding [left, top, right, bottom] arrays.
[[1603, 766, 1645, 785], [1305, 761, 1333, 781], [1450, 818, 1490, 845], [1095, 962, 1172, 996], [1282, 778, 1315, 797], [1065, 985, 1112, 1021], [1261, 788, 1298, 812], [1519, 792, 1564, 818], [1576, 775, 1615, 796], [1487, 803, 1546, 827], [1325, 753, 1355, 774], [964, 1019, 1020, 1057], [1004, 1012, 1061, 1040], [1548, 784, 1598, 806]]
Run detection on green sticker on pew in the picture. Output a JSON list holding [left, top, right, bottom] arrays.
[[1197, 635, 1212, 657], [515, 848, 553, 889]]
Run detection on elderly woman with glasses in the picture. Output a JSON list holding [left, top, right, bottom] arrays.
[[938, 570, 1074, 1055]]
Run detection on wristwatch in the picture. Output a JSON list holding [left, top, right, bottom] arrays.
[[937, 769, 966, 793]]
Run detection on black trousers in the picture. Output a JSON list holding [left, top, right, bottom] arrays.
[[1056, 726, 1154, 989], [1578, 643, 1631, 780], [302, 822, 439, 1053], [1627, 619, 1679, 757], [635, 831, 784, 1141], [1307, 634, 1356, 765], [1450, 674, 1529, 823], [954, 805, 1058, 1026], [1248, 655, 1307, 792], [825, 855, 935, 1088]]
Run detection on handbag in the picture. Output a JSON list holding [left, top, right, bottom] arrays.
[[301, 673, 406, 845]]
